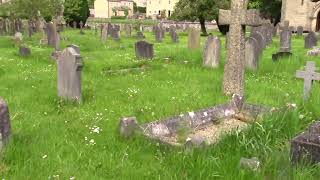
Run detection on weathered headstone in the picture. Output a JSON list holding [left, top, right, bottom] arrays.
[[203, 35, 221, 68], [73, 21, 77, 29], [245, 37, 260, 70], [101, 24, 108, 42], [297, 26, 303, 36], [47, 22, 57, 46], [57, 45, 83, 103], [305, 31, 317, 49], [79, 21, 84, 35], [0, 98, 11, 151], [219, 0, 263, 96], [124, 24, 131, 37], [135, 41, 154, 59], [291, 121, 320, 164], [272, 21, 293, 61], [188, 28, 200, 49], [19, 46, 31, 57], [170, 28, 179, 43], [112, 25, 120, 40], [155, 25, 164, 42], [296, 61, 320, 100]]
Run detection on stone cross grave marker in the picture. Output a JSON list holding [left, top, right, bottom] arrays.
[[135, 41, 154, 59], [296, 61, 320, 100], [297, 26, 303, 36], [203, 35, 221, 68], [219, 0, 263, 96], [57, 45, 83, 103], [188, 28, 200, 49], [305, 31, 318, 49], [0, 97, 11, 151]]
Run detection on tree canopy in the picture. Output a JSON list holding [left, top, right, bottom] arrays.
[[64, 0, 90, 27]]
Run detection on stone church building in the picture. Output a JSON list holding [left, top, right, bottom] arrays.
[[281, 0, 320, 31]]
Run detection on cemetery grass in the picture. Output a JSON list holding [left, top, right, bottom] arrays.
[[0, 30, 320, 179]]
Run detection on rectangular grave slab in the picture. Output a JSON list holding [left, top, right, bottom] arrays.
[[291, 121, 320, 164]]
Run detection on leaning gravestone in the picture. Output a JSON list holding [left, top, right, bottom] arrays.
[[291, 121, 320, 164], [135, 41, 154, 59], [305, 31, 317, 49], [203, 35, 221, 68], [188, 28, 200, 49], [0, 98, 11, 151], [297, 26, 303, 36], [57, 45, 83, 103], [219, 0, 263, 96], [296, 61, 320, 100]]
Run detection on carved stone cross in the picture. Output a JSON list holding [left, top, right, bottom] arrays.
[[219, 0, 263, 96], [296, 61, 320, 100]]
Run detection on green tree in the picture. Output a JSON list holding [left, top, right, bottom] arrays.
[[64, 0, 89, 27], [7, 0, 63, 19], [171, 0, 230, 35], [249, 0, 282, 24]]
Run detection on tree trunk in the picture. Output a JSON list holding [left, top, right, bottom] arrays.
[[199, 17, 207, 36]]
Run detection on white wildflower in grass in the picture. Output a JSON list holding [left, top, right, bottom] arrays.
[[171, 97, 176, 100], [299, 114, 305, 119], [90, 125, 102, 134], [42, 154, 47, 159], [151, 112, 155, 116], [188, 112, 195, 118], [89, 139, 96, 145], [286, 103, 297, 109], [70, 177, 75, 180]]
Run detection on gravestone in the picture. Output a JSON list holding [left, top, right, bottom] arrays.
[[219, 0, 263, 96], [28, 19, 33, 38], [73, 21, 77, 29], [291, 121, 320, 164], [203, 35, 221, 68], [119, 117, 138, 138], [188, 28, 200, 49], [135, 41, 154, 59], [245, 37, 260, 70], [297, 26, 303, 36], [107, 23, 113, 36], [101, 24, 108, 42], [79, 21, 84, 34], [14, 32, 23, 44], [112, 25, 120, 40], [57, 45, 83, 103], [19, 46, 31, 57], [155, 25, 164, 42], [0, 98, 11, 151], [250, 32, 264, 56], [170, 29, 179, 43], [305, 31, 317, 49], [125, 24, 131, 37], [47, 22, 57, 46], [272, 21, 293, 61], [296, 61, 320, 100]]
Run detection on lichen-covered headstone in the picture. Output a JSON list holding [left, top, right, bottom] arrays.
[[135, 41, 154, 59], [0, 98, 11, 151], [57, 45, 83, 103], [203, 35, 221, 68]]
